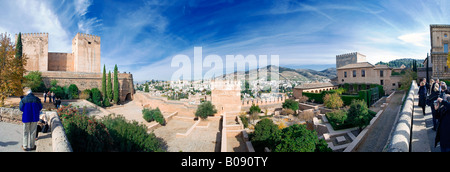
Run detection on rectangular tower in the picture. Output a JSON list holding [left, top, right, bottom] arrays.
[[72, 33, 101, 73], [18, 33, 49, 72], [430, 24, 450, 79], [336, 52, 367, 69]]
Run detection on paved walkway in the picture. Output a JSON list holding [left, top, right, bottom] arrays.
[[355, 92, 404, 152], [411, 92, 440, 152], [0, 122, 23, 152]]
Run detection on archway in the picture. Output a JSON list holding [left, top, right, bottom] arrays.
[[125, 93, 132, 101]]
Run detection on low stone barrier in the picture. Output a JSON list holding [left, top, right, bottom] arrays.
[[47, 111, 72, 152], [387, 81, 417, 152], [0, 107, 22, 124]]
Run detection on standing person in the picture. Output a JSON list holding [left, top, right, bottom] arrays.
[[19, 89, 43, 151], [430, 82, 441, 131], [418, 81, 427, 115], [51, 91, 55, 103], [435, 97, 450, 152], [43, 92, 46, 103], [429, 79, 435, 95], [48, 91, 52, 103], [54, 97, 61, 109]]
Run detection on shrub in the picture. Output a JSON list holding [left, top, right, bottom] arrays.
[[251, 118, 280, 152], [323, 93, 343, 109], [195, 101, 217, 120], [249, 104, 261, 114], [273, 124, 318, 152], [58, 105, 165, 152], [347, 99, 371, 132], [142, 107, 165, 125], [102, 114, 166, 152], [58, 105, 113, 152], [282, 99, 299, 112], [80, 89, 91, 100], [68, 84, 79, 99], [239, 114, 249, 128], [90, 88, 102, 106]]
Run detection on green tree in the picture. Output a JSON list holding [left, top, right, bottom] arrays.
[[113, 64, 119, 104], [323, 93, 343, 109], [107, 71, 112, 102], [144, 84, 149, 92], [15, 32, 22, 59], [282, 99, 299, 112], [347, 99, 371, 132], [249, 104, 261, 114], [90, 88, 102, 106], [102, 65, 107, 100], [195, 101, 217, 120], [0, 33, 27, 105], [251, 118, 280, 152], [23, 71, 46, 92], [68, 84, 79, 99], [273, 124, 318, 152]]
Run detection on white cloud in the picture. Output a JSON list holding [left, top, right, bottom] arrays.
[[398, 32, 429, 47], [74, 0, 92, 16], [0, 1, 71, 52]]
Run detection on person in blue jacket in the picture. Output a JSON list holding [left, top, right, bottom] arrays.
[[19, 89, 43, 151]]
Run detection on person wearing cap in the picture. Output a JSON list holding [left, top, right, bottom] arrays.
[[19, 89, 43, 151]]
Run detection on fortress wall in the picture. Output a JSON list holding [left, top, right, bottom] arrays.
[[39, 71, 134, 102], [134, 93, 197, 117], [48, 53, 74, 71]]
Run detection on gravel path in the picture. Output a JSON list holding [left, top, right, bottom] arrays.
[[354, 92, 404, 152]]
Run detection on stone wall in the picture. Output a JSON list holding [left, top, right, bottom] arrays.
[[134, 92, 197, 117], [0, 107, 22, 124], [48, 53, 74, 71], [40, 71, 134, 102]]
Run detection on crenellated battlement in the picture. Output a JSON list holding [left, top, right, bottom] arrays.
[[336, 52, 359, 58], [75, 32, 101, 42], [18, 32, 49, 38]]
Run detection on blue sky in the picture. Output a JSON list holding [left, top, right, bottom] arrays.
[[0, 0, 449, 81]]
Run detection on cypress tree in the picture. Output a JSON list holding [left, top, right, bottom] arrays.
[[15, 32, 22, 59], [113, 64, 119, 104], [107, 71, 112, 102], [102, 65, 107, 100]]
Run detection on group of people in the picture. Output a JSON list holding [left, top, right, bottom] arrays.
[[43, 91, 55, 103], [43, 91, 62, 109], [418, 78, 450, 152]]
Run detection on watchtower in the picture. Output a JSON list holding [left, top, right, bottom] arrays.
[[72, 33, 101, 73], [17, 33, 49, 72]]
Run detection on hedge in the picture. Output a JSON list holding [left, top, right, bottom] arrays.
[[302, 83, 385, 107]]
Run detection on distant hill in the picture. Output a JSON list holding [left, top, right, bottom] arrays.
[[375, 58, 424, 68], [217, 65, 337, 82]]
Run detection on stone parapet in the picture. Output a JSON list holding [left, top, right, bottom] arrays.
[[387, 80, 417, 152]]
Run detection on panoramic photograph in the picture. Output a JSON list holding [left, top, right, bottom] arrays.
[[1, 0, 450, 165]]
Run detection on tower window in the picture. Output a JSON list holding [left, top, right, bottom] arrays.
[[88, 41, 92, 44]]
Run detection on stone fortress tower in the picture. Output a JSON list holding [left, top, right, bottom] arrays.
[[336, 52, 367, 69], [17, 32, 101, 73], [211, 80, 242, 113], [19, 33, 49, 72], [17, 32, 134, 102]]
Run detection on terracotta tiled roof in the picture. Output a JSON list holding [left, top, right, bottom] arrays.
[[336, 62, 374, 70], [294, 82, 335, 89]]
